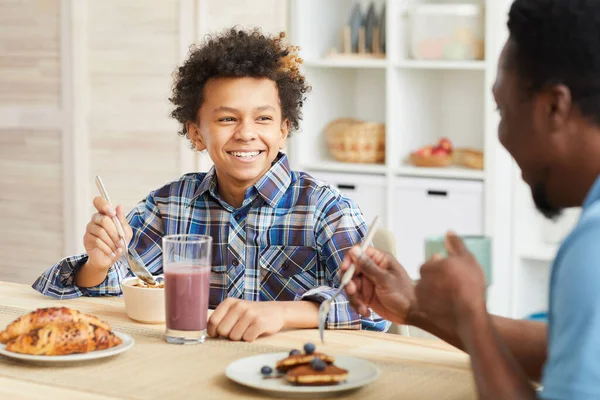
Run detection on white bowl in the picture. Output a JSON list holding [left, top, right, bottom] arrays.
[[121, 276, 165, 324]]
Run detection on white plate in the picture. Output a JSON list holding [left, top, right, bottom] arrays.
[[225, 352, 380, 397], [0, 331, 134, 363]]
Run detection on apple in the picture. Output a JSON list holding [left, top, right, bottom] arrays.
[[431, 146, 450, 157], [437, 137, 453, 153], [414, 145, 433, 157]]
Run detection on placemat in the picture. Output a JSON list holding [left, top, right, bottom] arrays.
[[0, 305, 476, 399]]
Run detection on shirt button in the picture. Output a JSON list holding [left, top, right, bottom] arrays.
[[234, 215, 241, 221], [232, 259, 239, 267], [282, 261, 289, 271]]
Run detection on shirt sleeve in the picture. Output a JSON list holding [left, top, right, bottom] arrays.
[[31, 191, 165, 298], [302, 188, 391, 332], [540, 222, 600, 399]]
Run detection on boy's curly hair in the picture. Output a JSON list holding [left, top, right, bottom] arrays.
[[169, 27, 311, 139]]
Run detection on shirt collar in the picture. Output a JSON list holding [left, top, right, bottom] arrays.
[[582, 174, 600, 209], [254, 152, 292, 208], [190, 152, 292, 208], [193, 166, 218, 202]]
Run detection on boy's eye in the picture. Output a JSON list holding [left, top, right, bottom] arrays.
[[257, 116, 273, 121], [218, 117, 236, 122]]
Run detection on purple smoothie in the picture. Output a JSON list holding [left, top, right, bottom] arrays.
[[164, 264, 210, 331]]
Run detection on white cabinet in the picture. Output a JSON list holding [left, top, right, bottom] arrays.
[[308, 171, 386, 226], [393, 177, 484, 278]]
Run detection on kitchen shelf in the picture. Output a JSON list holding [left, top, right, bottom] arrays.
[[394, 60, 486, 71], [521, 244, 558, 263], [304, 161, 387, 175], [304, 58, 388, 69], [394, 166, 485, 181]]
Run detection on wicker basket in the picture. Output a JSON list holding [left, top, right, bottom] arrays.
[[453, 148, 484, 170], [409, 153, 452, 168], [325, 118, 385, 163]]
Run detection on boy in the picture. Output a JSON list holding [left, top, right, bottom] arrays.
[[33, 28, 390, 341]]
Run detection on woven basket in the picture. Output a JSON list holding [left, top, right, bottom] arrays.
[[409, 153, 452, 168], [325, 118, 385, 163], [453, 148, 484, 170]]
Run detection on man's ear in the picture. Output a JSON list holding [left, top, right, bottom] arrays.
[[547, 84, 572, 133], [186, 120, 207, 151], [279, 119, 290, 149]]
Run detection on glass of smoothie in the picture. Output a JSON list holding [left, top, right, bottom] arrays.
[[162, 234, 212, 344]]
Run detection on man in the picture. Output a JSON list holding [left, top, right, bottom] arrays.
[[341, 0, 600, 398]]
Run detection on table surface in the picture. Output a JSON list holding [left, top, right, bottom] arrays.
[[0, 281, 475, 399]]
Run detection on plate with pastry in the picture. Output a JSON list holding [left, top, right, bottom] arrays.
[[0, 307, 134, 363], [225, 342, 380, 396]]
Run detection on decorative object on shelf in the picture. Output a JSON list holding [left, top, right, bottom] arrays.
[[324, 118, 385, 164], [326, 1, 386, 60], [409, 138, 453, 168], [379, 3, 386, 54], [452, 148, 484, 170], [348, 2, 362, 53], [408, 2, 485, 61], [408, 138, 484, 170], [364, 2, 377, 53]]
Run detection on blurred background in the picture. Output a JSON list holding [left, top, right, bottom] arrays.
[[0, 0, 579, 322]]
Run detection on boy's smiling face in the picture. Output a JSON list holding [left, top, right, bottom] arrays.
[[188, 77, 289, 193]]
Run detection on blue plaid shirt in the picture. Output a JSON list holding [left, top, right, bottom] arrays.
[[32, 153, 389, 331]]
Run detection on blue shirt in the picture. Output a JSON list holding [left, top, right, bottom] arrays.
[[541, 175, 600, 399], [32, 153, 390, 332]]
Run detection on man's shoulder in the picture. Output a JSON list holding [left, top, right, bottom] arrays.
[[542, 203, 600, 399], [553, 203, 600, 293]]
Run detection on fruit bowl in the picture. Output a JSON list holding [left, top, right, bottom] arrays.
[[409, 137, 453, 168], [409, 152, 452, 167]]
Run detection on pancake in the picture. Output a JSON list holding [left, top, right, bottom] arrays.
[[275, 352, 335, 372], [285, 364, 349, 386]]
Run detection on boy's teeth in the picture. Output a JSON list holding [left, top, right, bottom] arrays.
[[231, 151, 260, 158]]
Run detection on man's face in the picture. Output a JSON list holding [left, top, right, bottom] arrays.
[[494, 39, 569, 220]]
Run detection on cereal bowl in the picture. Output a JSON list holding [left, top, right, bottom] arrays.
[[121, 276, 165, 324]]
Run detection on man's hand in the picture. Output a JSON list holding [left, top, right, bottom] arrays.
[[207, 298, 286, 342], [415, 232, 488, 333], [341, 246, 417, 326]]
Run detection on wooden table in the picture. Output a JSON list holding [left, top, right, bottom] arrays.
[[0, 282, 475, 399]]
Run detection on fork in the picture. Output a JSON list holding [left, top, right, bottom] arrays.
[[318, 215, 380, 343], [94, 176, 157, 286]]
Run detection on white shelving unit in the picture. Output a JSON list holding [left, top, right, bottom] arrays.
[[289, 0, 519, 317]]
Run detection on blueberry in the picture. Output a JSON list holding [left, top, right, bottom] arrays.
[[289, 349, 301, 356], [261, 366, 272, 375], [311, 358, 326, 371], [303, 342, 315, 355]]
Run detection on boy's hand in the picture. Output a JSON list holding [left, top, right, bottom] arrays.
[[207, 298, 285, 342], [83, 196, 133, 271]]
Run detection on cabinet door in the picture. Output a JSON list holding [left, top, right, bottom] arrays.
[[393, 177, 484, 278], [307, 171, 386, 226]]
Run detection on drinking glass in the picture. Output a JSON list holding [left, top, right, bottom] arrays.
[[163, 234, 212, 344], [425, 235, 492, 286]]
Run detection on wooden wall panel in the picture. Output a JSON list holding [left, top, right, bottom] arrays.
[[87, 0, 183, 213], [0, 0, 60, 105], [0, 129, 63, 284]]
